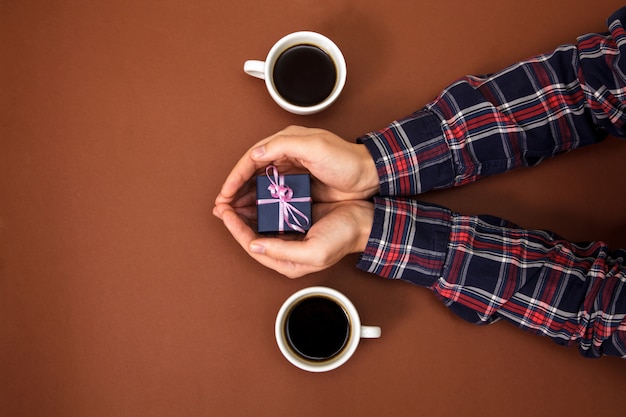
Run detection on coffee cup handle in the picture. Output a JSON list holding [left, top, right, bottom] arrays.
[[244, 60, 266, 80], [360, 325, 381, 339]]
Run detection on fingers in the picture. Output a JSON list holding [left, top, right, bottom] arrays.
[[251, 128, 325, 166], [213, 186, 256, 221], [215, 126, 317, 205], [230, 186, 256, 209], [218, 126, 372, 207], [249, 237, 326, 279], [215, 136, 274, 204], [215, 200, 368, 278], [219, 205, 258, 250], [217, 204, 316, 278], [215, 157, 262, 204], [250, 237, 321, 266]]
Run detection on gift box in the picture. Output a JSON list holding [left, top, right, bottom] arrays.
[[256, 165, 312, 234]]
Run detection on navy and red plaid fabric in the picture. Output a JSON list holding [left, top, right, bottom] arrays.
[[357, 7, 626, 357]]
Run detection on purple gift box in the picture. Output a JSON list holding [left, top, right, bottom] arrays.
[[256, 166, 312, 234]]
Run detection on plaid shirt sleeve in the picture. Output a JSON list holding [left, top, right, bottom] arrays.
[[359, 8, 626, 196], [357, 198, 626, 358], [357, 8, 626, 358]]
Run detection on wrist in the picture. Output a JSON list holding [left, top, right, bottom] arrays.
[[352, 201, 375, 253], [356, 144, 380, 198]]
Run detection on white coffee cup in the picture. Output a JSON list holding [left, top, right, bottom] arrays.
[[275, 286, 381, 372], [244, 31, 347, 115]]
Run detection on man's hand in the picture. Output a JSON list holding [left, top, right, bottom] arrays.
[[213, 200, 374, 278], [214, 126, 379, 211]]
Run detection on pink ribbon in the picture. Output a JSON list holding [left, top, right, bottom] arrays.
[[257, 165, 311, 233]]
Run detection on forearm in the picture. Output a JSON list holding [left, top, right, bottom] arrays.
[[360, 8, 626, 196], [357, 198, 626, 358]]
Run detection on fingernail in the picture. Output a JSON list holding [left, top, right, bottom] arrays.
[[250, 243, 265, 254], [251, 146, 266, 159]]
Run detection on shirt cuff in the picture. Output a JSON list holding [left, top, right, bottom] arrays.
[[357, 110, 455, 196], [356, 197, 452, 287]]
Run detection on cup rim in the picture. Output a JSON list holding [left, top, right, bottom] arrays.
[[263, 31, 347, 115], [275, 286, 361, 372]]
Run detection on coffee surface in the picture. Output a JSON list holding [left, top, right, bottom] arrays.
[[285, 296, 349, 361], [272, 44, 337, 107]]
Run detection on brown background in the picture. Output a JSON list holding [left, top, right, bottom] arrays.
[[2, 0, 626, 416]]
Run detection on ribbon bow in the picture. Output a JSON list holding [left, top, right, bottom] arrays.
[[257, 165, 311, 233]]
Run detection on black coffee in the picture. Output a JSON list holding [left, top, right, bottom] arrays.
[[272, 44, 337, 107], [285, 296, 350, 361]]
